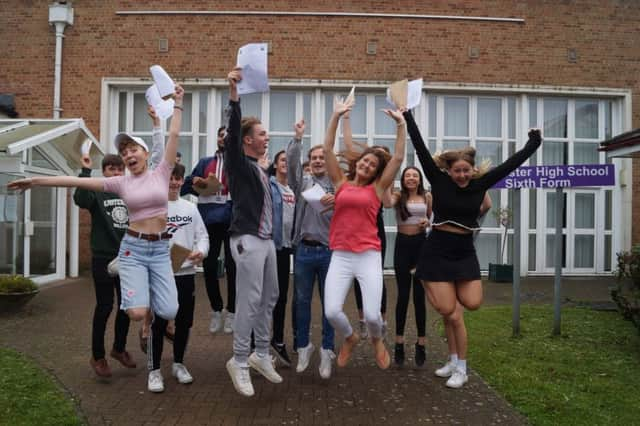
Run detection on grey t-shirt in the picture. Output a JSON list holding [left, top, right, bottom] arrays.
[[276, 181, 295, 248]]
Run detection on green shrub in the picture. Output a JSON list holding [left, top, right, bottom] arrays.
[[0, 275, 38, 294], [611, 245, 640, 334]]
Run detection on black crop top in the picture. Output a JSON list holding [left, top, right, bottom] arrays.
[[403, 111, 541, 230]]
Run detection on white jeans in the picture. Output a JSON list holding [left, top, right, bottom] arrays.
[[324, 249, 383, 339]]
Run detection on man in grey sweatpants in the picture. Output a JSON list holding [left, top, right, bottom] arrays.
[[224, 67, 281, 397]]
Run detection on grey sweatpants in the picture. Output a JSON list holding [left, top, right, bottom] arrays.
[[230, 234, 279, 366]]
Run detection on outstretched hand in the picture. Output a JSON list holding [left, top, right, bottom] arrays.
[[81, 154, 92, 169], [7, 178, 33, 193], [528, 128, 542, 143], [333, 95, 354, 117], [294, 119, 305, 139], [382, 108, 406, 124], [174, 85, 185, 105]]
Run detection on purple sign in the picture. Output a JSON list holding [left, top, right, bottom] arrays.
[[493, 164, 615, 189]]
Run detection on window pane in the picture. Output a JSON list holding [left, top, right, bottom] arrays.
[[326, 94, 366, 135], [199, 90, 208, 133], [442, 140, 469, 151], [444, 97, 468, 137], [133, 93, 152, 132], [604, 235, 612, 271], [477, 98, 501, 138], [31, 149, 57, 170], [240, 92, 262, 119], [428, 96, 437, 137], [375, 96, 396, 135], [177, 93, 192, 132], [476, 141, 502, 167], [605, 101, 612, 140], [529, 98, 537, 129], [605, 190, 612, 230], [543, 141, 567, 165], [573, 142, 599, 164], [178, 136, 193, 170], [384, 232, 396, 269], [373, 138, 395, 156], [270, 92, 296, 132], [545, 234, 566, 268], [118, 92, 127, 132], [546, 192, 567, 229], [528, 234, 536, 271], [267, 136, 292, 162], [574, 193, 595, 228], [482, 189, 500, 227], [508, 97, 516, 139], [529, 189, 537, 229], [574, 235, 594, 268], [575, 100, 598, 139], [544, 98, 567, 138], [406, 138, 415, 168], [303, 93, 312, 132], [475, 233, 500, 269], [199, 136, 207, 161]]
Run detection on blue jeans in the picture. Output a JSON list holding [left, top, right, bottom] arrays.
[[294, 243, 334, 351]]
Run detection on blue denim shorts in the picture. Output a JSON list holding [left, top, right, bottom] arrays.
[[118, 234, 178, 320]]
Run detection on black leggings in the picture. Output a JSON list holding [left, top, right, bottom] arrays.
[[91, 257, 130, 360], [150, 275, 195, 370], [393, 233, 426, 338], [203, 222, 236, 313], [272, 247, 292, 344]]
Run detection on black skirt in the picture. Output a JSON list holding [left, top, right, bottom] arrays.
[[415, 229, 481, 282]]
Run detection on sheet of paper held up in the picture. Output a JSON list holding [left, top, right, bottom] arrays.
[[301, 183, 332, 214], [193, 173, 222, 196], [170, 243, 192, 273], [80, 140, 92, 156], [237, 43, 269, 95], [149, 65, 175, 100], [386, 78, 423, 110], [145, 84, 175, 120]]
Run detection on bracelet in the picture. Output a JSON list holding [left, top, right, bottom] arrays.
[[174, 105, 183, 111]]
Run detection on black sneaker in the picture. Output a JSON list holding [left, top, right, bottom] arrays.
[[271, 341, 292, 367], [394, 343, 405, 366], [415, 343, 426, 367]]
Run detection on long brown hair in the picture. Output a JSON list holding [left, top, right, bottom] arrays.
[[433, 147, 491, 177], [339, 143, 391, 184], [396, 166, 426, 221]]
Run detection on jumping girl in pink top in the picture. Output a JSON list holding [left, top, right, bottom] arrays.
[[322, 96, 406, 370]]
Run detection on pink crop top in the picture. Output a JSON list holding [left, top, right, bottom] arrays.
[[103, 158, 173, 222], [329, 183, 381, 252]]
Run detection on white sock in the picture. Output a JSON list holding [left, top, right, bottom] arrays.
[[450, 354, 459, 364], [457, 359, 467, 374]]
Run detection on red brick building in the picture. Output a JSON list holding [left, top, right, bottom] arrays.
[[1, 1, 639, 281]]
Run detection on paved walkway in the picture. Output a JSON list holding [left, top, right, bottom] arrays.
[[0, 274, 615, 425]]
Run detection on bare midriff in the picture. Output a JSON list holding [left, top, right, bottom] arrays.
[[128, 215, 167, 234]]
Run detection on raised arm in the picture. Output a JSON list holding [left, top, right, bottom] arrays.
[[148, 105, 164, 170], [9, 175, 104, 193], [376, 109, 406, 197], [163, 85, 184, 166], [402, 110, 440, 183], [341, 110, 354, 152], [382, 189, 399, 208], [223, 67, 244, 172], [73, 155, 96, 209], [286, 119, 306, 195], [479, 129, 542, 189], [324, 96, 353, 189]]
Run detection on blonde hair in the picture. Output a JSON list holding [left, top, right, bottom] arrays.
[[432, 147, 491, 178]]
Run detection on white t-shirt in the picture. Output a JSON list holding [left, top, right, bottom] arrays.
[[166, 198, 209, 276]]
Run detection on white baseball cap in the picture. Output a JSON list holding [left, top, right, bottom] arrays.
[[114, 133, 149, 153]]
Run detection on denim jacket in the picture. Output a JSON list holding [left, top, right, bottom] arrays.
[[270, 176, 285, 250]]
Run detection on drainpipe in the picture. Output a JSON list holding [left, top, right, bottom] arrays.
[[49, 2, 79, 277]]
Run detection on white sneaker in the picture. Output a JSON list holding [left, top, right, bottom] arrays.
[[147, 369, 164, 393], [296, 343, 315, 373], [358, 320, 368, 340], [435, 361, 457, 378], [319, 348, 336, 379], [248, 352, 283, 384], [226, 358, 254, 397], [224, 312, 235, 334], [209, 311, 223, 334], [172, 362, 193, 384], [446, 368, 469, 389]]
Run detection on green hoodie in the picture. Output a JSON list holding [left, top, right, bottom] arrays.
[[73, 168, 128, 259]]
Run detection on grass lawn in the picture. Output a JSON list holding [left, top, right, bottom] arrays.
[[0, 348, 83, 426], [464, 305, 640, 426]]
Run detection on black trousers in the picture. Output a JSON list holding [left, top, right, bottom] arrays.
[[393, 233, 426, 338], [272, 247, 292, 344], [150, 275, 195, 370], [203, 222, 236, 313], [91, 257, 130, 360]]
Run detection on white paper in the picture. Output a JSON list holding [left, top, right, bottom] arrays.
[[80, 140, 92, 156], [145, 85, 175, 120], [5, 194, 17, 222], [149, 65, 175, 99], [386, 78, 423, 110], [0, 195, 5, 222], [236, 43, 269, 95], [345, 86, 356, 104], [301, 183, 328, 214]]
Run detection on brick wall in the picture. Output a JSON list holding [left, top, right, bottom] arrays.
[[2, 1, 640, 269]]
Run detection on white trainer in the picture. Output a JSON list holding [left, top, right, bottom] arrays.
[[224, 312, 235, 334], [226, 358, 254, 397], [248, 352, 283, 383], [296, 343, 315, 373], [434, 361, 457, 378], [172, 362, 193, 384], [319, 348, 336, 379], [358, 320, 368, 340], [147, 369, 164, 393], [209, 311, 223, 334], [446, 368, 469, 389]]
